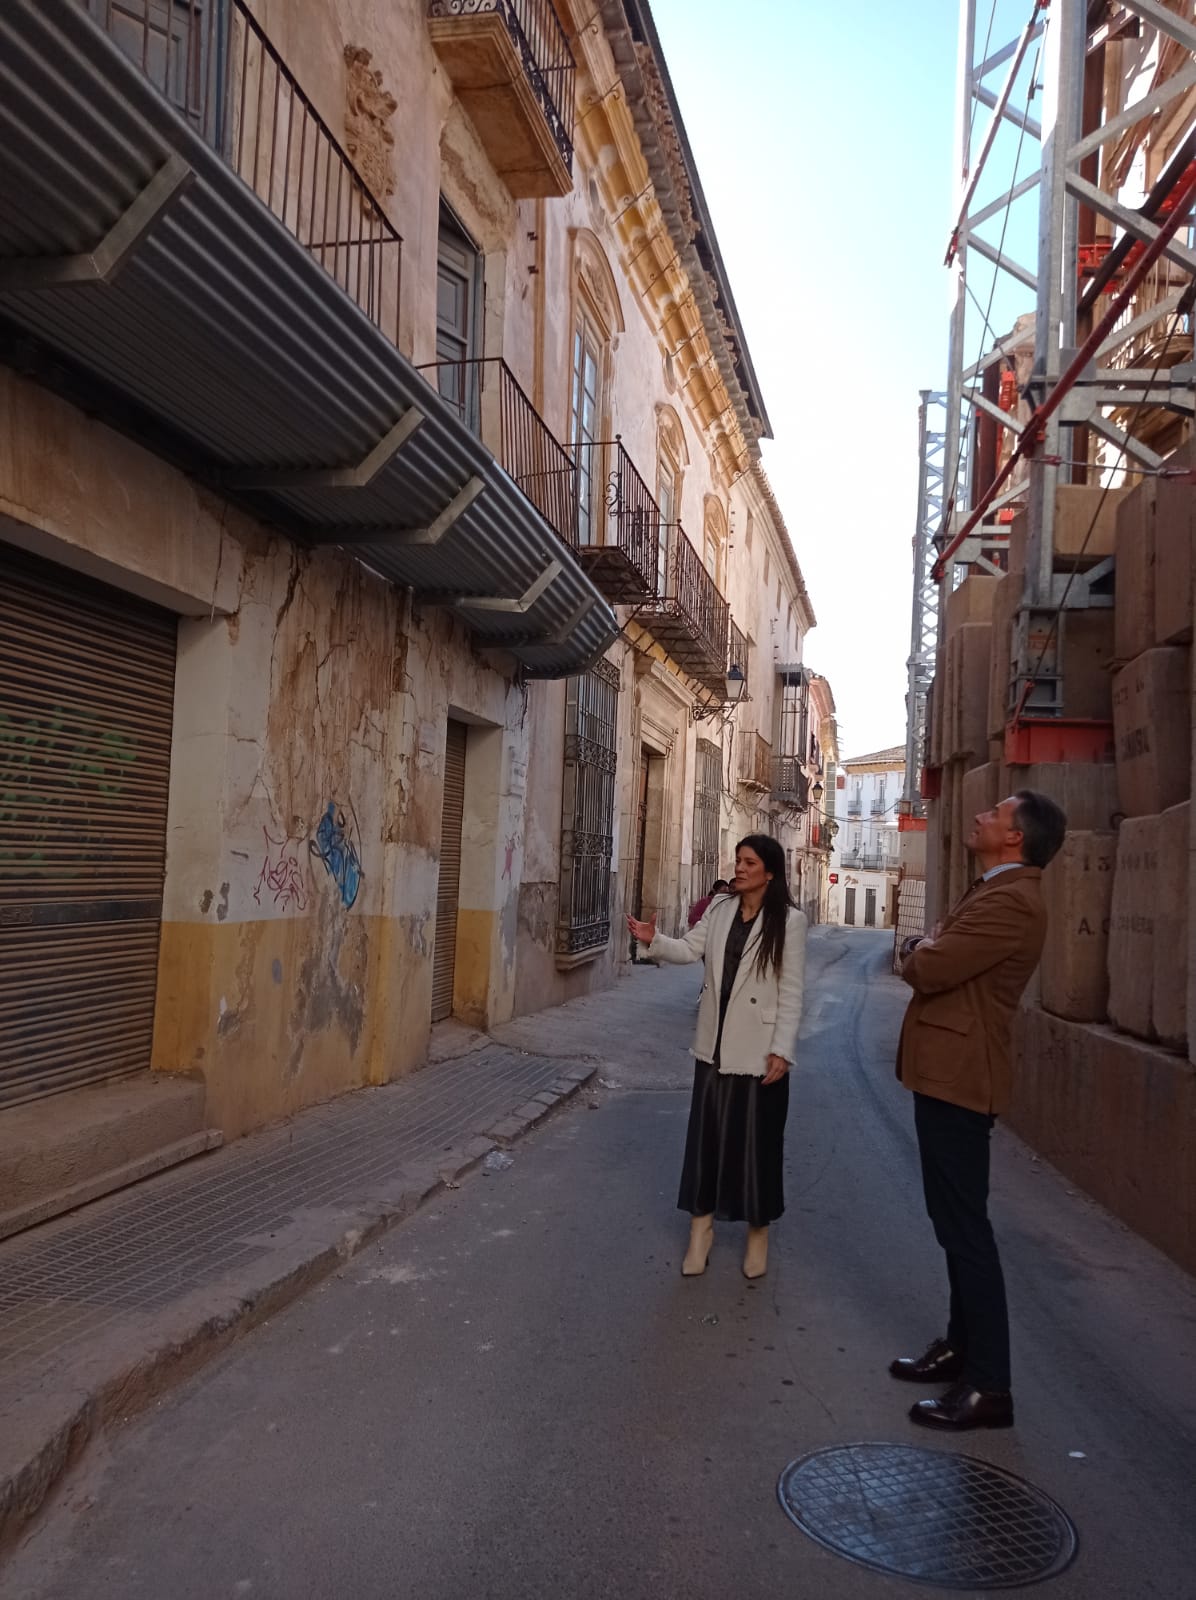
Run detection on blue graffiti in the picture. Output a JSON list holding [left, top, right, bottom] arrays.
[[310, 801, 364, 909]]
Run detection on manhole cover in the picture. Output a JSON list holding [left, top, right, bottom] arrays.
[[777, 1443, 1078, 1589]]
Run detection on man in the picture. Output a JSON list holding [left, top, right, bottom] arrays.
[[891, 789, 1067, 1431], [687, 878, 730, 930]]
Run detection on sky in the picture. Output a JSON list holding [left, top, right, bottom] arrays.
[[649, 0, 1037, 761]]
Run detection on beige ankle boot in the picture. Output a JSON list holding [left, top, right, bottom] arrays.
[[743, 1226, 769, 1280], [681, 1214, 714, 1276]]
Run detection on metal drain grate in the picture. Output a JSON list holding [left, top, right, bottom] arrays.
[[778, 1443, 1078, 1589]]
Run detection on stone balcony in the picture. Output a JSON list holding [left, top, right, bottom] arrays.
[[427, 0, 575, 198]]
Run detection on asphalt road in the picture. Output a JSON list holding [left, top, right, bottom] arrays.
[[7, 929, 1196, 1599]]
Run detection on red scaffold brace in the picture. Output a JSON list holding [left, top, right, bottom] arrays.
[[932, 160, 1196, 582]]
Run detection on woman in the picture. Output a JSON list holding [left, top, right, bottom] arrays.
[[626, 834, 806, 1281]]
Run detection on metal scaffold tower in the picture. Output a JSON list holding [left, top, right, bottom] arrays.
[[907, 0, 1196, 783], [900, 392, 947, 820]]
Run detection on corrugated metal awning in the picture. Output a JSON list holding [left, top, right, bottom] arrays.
[[0, 1, 618, 677]]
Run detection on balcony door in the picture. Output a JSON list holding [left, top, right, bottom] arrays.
[[90, 0, 226, 144], [436, 204, 484, 432], [570, 313, 603, 546]]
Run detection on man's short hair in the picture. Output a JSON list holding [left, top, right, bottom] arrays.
[[1013, 790, 1067, 869]]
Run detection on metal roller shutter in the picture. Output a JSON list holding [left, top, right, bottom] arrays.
[[431, 720, 467, 1023], [0, 548, 177, 1107]]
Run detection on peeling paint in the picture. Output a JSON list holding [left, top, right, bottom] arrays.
[[217, 1005, 242, 1037], [404, 910, 434, 959], [517, 883, 555, 948], [286, 905, 368, 1081]]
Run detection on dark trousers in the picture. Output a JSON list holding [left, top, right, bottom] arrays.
[[913, 1091, 1010, 1392]]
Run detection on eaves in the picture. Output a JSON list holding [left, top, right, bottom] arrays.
[[600, 0, 771, 449]]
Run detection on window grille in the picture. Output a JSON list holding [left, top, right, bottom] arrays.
[[692, 738, 722, 901], [779, 669, 809, 763], [557, 659, 620, 955]]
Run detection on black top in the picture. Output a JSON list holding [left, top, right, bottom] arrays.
[[714, 909, 759, 1064]]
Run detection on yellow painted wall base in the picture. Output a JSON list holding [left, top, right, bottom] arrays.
[[153, 913, 402, 1140], [453, 907, 498, 1027]]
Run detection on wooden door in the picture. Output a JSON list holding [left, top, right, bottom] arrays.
[[431, 721, 467, 1022]]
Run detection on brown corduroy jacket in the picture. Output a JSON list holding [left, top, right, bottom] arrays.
[[896, 865, 1046, 1115]]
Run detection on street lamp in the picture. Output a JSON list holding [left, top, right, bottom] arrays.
[[692, 660, 748, 722], [811, 779, 824, 805]]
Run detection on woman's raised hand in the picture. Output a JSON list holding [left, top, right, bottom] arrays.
[[626, 912, 657, 945]]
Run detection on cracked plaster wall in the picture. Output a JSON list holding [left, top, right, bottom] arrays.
[[157, 546, 531, 1137], [152, 533, 399, 1138], [231, 2, 780, 1003], [1, 363, 529, 1139], [1, 0, 824, 1138]]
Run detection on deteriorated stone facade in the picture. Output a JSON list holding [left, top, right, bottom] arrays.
[[0, 0, 821, 1157]]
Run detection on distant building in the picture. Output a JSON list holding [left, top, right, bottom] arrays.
[[828, 746, 905, 929]]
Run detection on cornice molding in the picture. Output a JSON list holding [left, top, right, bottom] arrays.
[[562, 3, 752, 489]]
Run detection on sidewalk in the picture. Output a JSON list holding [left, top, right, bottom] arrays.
[[0, 1008, 622, 1553]]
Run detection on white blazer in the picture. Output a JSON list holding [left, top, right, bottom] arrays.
[[643, 896, 807, 1076]]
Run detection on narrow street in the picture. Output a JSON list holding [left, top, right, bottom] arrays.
[[6, 930, 1196, 1599]]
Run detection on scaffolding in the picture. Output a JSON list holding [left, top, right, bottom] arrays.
[[900, 391, 947, 818], [908, 0, 1196, 786]]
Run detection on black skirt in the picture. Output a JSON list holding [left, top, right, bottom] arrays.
[[677, 1060, 789, 1227]]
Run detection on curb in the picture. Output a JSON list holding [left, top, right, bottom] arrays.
[[0, 1061, 596, 1560]]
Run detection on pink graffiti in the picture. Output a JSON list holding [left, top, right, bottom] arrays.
[[254, 829, 308, 912], [502, 833, 518, 880]]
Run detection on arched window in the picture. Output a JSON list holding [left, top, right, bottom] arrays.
[[655, 404, 688, 591], [569, 231, 623, 545], [702, 496, 728, 587], [571, 313, 603, 544]]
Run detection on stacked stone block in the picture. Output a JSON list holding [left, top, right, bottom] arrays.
[[924, 475, 1196, 1280]]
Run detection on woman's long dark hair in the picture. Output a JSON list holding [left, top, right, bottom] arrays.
[[736, 833, 795, 979]]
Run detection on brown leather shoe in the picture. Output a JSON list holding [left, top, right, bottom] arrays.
[[889, 1337, 965, 1383], [909, 1381, 1014, 1431]]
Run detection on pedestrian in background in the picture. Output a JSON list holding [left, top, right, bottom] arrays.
[[891, 790, 1066, 1431], [627, 835, 806, 1281], [688, 877, 730, 929]]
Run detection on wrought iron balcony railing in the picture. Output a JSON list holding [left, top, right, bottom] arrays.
[[85, 0, 403, 346], [691, 616, 749, 716], [739, 731, 773, 790], [847, 800, 863, 817], [728, 619, 748, 691], [572, 440, 661, 602], [842, 850, 900, 872], [639, 523, 730, 693], [427, 0, 576, 196], [422, 357, 578, 552], [772, 757, 808, 805]]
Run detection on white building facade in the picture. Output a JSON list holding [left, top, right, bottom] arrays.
[[828, 746, 905, 930]]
